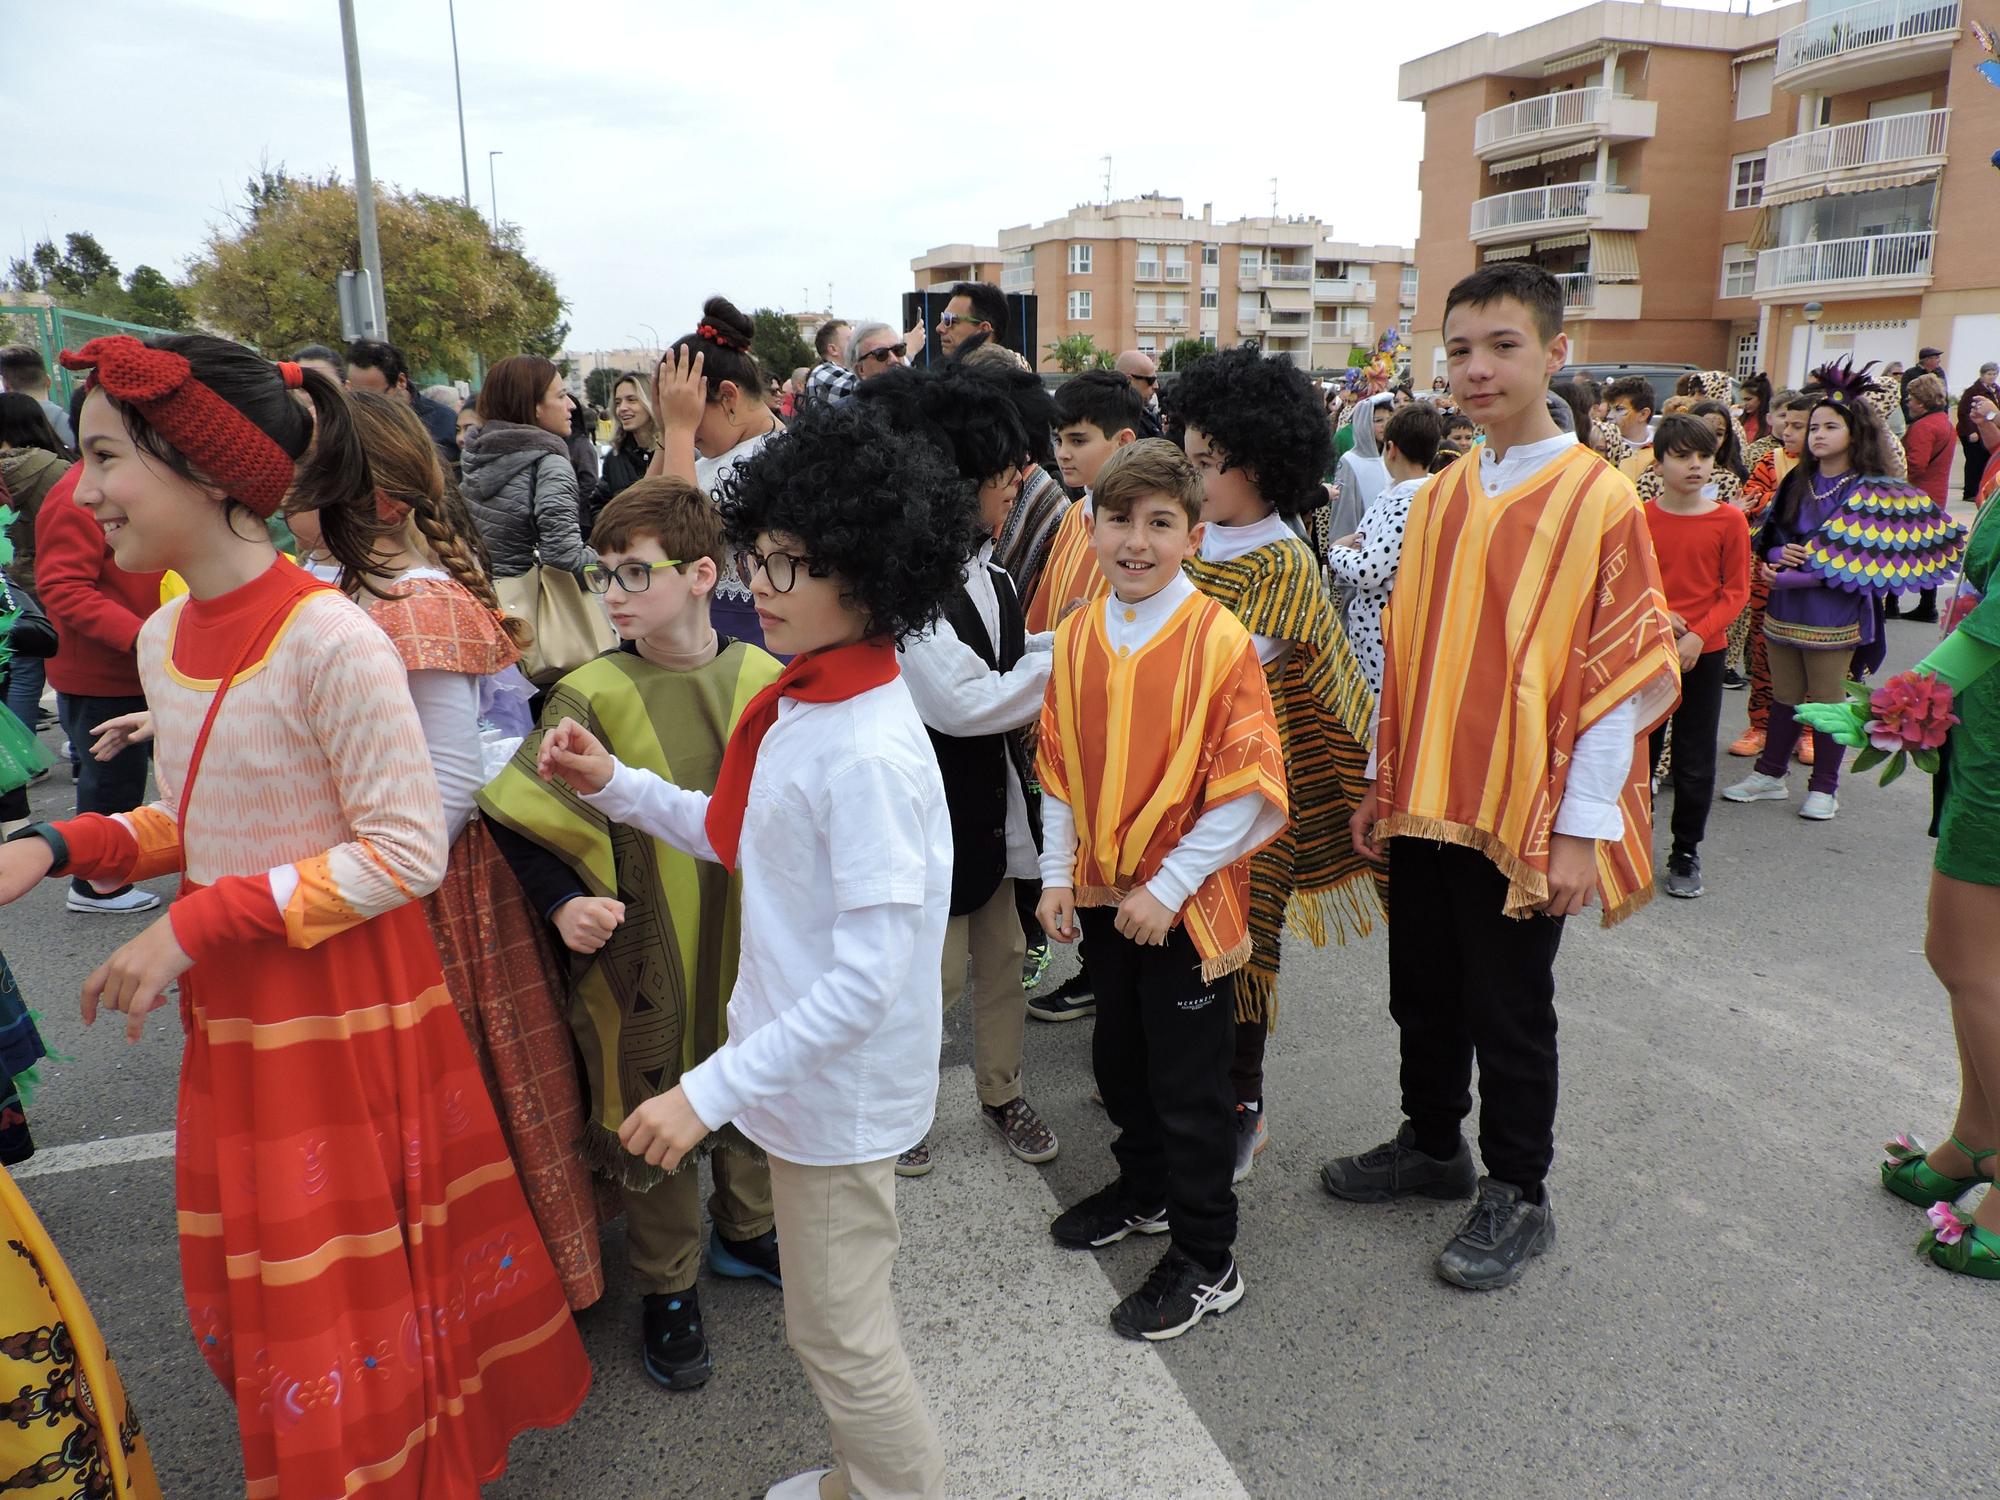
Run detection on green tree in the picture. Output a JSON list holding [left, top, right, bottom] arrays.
[[7, 232, 136, 320], [123, 266, 193, 330], [749, 309, 814, 385], [585, 365, 626, 408], [185, 169, 567, 380], [1046, 333, 1116, 374], [1161, 337, 1209, 373]]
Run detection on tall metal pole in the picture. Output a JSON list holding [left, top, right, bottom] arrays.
[[489, 150, 504, 228], [338, 0, 387, 336], [448, 0, 471, 207]]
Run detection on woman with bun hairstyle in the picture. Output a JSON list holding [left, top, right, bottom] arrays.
[[0, 334, 589, 1497], [460, 352, 595, 581], [648, 297, 782, 647]]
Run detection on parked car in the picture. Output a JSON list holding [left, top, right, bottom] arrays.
[[1563, 362, 1703, 413]]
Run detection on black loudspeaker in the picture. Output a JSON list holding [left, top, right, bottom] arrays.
[[903, 290, 1039, 371]]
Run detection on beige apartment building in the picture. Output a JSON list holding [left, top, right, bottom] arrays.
[[912, 195, 1415, 372], [1399, 0, 2000, 389]]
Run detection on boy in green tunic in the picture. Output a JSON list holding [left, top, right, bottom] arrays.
[[481, 478, 784, 1390]]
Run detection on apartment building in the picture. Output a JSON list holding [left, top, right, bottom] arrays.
[[1398, 0, 2000, 388], [911, 195, 1414, 371]]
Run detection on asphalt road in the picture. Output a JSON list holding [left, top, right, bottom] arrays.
[[3, 607, 1987, 1500]]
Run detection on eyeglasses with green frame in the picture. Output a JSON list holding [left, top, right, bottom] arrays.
[[582, 558, 685, 593]]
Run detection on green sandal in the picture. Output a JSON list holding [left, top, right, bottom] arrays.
[[1919, 1201, 2000, 1281], [1881, 1133, 1995, 1209]]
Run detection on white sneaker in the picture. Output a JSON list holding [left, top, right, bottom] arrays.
[[1799, 790, 1839, 821], [1721, 771, 1790, 803], [66, 887, 161, 915], [765, 1470, 834, 1500]]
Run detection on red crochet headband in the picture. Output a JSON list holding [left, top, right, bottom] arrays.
[[59, 335, 303, 518]]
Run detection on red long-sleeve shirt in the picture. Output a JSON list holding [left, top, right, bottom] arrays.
[[32, 465, 164, 697], [1643, 499, 1752, 654]]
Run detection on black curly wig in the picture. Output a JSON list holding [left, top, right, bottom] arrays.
[[712, 400, 983, 645], [1160, 344, 1333, 516]]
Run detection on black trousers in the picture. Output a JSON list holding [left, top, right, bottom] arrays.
[[1964, 440, 1990, 506], [1388, 840, 1564, 1194], [1080, 907, 1237, 1266], [57, 692, 150, 898], [1647, 648, 1725, 859]]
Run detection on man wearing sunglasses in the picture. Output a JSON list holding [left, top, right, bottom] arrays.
[[1115, 348, 1165, 439], [849, 322, 911, 381], [937, 281, 1008, 358]]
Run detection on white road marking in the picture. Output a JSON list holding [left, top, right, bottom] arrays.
[[13, 1129, 176, 1180]]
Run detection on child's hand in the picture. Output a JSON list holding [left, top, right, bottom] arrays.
[[1036, 887, 1078, 944], [1668, 611, 1688, 635], [91, 711, 154, 761], [554, 896, 625, 954], [1331, 532, 1361, 552], [1676, 632, 1702, 673], [1540, 833, 1600, 919], [1757, 560, 1779, 585], [1115, 888, 1175, 947], [537, 718, 614, 794], [0, 838, 55, 905], [1778, 542, 1810, 569], [1349, 782, 1384, 862], [655, 346, 707, 437], [82, 914, 191, 1043], [619, 1085, 710, 1174]]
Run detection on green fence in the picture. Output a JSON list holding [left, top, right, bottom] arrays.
[[0, 304, 182, 403]]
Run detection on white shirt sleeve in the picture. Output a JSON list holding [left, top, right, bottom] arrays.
[[1144, 791, 1286, 912], [899, 626, 1054, 737], [581, 758, 719, 862], [1248, 634, 1293, 669], [405, 670, 485, 844], [1039, 788, 1077, 890], [1551, 695, 1640, 840]]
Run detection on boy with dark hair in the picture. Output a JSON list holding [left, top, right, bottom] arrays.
[[1025, 371, 1148, 633], [1323, 262, 1679, 1290], [481, 477, 785, 1393], [1328, 403, 1443, 698], [938, 281, 1010, 357], [536, 402, 971, 1500], [1168, 344, 1381, 1182], [1038, 438, 1287, 1338], [1604, 374, 1656, 483], [1643, 415, 1750, 900]]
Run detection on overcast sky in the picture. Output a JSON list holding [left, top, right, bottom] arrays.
[[9, 0, 1783, 355]]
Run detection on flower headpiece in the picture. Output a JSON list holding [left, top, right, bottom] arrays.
[[1807, 357, 1883, 413]]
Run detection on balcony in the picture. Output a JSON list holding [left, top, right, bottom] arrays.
[[1469, 182, 1649, 244], [1164, 264, 1189, 282], [1553, 273, 1643, 321], [1314, 279, 1377, 304], [1261, 264, 1313, 288], [1259, 310, 1311, 333], [1775, 0, 1960, 92], [1764, 107, 1949, 194], [1754, 230, 1935, 299], [1473, 87, 1658, 160], [1000, 265, 1034, 292], [1315, 323, 1372, 345]]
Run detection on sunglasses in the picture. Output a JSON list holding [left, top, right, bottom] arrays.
[[861, 344, 907, 364], [1130, 374, 1157, 387], [937, 313, 988, 329]]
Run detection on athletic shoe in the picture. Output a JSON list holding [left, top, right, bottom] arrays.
[[983, 1097, 1058, 1164], [1320, 1122, 1477, 1204], [1721, 770, 1789, 803], [1020, 938, 1052, 992], [1435, 1178, 1555, 1290], [895, 1140, 933, 1178], [640, 1288, 711, 1390], [1051, 1182, 1169, 1248], [1727, 728, 1766, 757], [705, 1226, 781, 1289], [66, 887, 161, 915], [1799, 790, 1839, 821], [1721, 667, 1748, 690], [1231, 1102, 1268, 1185], [765, 1473, 835, 1500], [1109, 1246, 1243, 1341], [1027, 970, 1095, 1023], [1661, 851, 1704, 900]]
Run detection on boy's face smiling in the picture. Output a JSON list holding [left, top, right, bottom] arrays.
[[1184, 425, 1268, 528], [1087, 494, 1202, 605], [1055, 421, 1131, 491], [1443, 297, 1568, 444], [744, 529, 867, 656]]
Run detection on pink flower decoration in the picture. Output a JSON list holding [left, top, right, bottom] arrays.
[[1926, 1201, 1967, 1245], [1866, 671, 1959, 754]]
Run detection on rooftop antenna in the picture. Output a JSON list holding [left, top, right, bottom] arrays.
[[826, 282, 833, 314], [1101, 155, 1113, 205], [1270, 177, 1279, 216]]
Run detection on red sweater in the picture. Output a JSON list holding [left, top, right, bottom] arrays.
[[1903, 409, 1953, 506], [1643, 499, 1751, 654], [33, 466, 165, 697]]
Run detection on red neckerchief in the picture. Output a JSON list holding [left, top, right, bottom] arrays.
[[703, 635, 900, 870]]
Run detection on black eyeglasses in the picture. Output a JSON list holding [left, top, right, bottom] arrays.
[[861, 344, 907, 365], [582, 559, 684, 593], [735, 547, 830, 593]]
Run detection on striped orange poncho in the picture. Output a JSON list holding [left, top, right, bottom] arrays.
[[1376, 444, 1680, 925], [1036, 589, 1288, 980], [1024, 497, 1108, 633]]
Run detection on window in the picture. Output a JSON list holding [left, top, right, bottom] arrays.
[[1734, 331, 1759, 380], [1202, 244, 1219, 266], [1400, 265, 1419, 302], [1163, 244, 1189, 281], [1729, 152, 1766, 211], [1735, 57, 1774, 121], [1068, 243, 1092, 275], [1163, 292, 1187, 321], [1237, 293, 1261, 323], [1200, 287, 1218, 309], [1137, 339, 1156, 355], [1067, 290, 1091, 320], [1136, 243, 1161, 280], [1239, 249, 1262, 275], [1720, 243, 1756, 299], [1136, 291, 1157, 321], [1398, 315, 1412, 339]]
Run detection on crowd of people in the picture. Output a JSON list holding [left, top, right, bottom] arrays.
[[0, 257, 1990, 1499]]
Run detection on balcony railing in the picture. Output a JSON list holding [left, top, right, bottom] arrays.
[[1164, 264, 1189, 282], [1135, 262, 1161, 281], [1263, 264, 1313, 285], [1776, 0, 1960, 79], [1765, 107, 1949, 189], [1470, 181, 1592, 234], [1476, 87, 1611, 152], [1315, 324, 1371, 344], [1554, 274, 1597, 311], [1754, 230, 1935, 293], [1000, 266, 1034, 291], [1313, 279, 1376, 303]]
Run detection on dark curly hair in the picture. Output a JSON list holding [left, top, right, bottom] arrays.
[[1160, 344, 1332, 516], [713, 401, 981, 644]]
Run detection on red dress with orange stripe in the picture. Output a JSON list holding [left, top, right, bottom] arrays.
[[56, 560, 589, 1498]]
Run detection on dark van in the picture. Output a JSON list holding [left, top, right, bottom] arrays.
[[1562, 362, 1705, 413]]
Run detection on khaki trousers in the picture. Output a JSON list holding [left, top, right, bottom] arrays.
[[767, 1153, 945, 1500], [623, 1147, 774, 1295], [942, 876, 1027, 1109], [1766, 642, 1850, 706]]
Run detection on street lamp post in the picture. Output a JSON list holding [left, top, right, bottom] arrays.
[[337, 0, 388, 337], [447, 0, 471, 208], [488, 150, 504, 228], [1801, 300, 1824, 379]]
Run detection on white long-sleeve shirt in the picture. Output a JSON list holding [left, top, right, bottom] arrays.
[[1037, 572, 1286, 910]]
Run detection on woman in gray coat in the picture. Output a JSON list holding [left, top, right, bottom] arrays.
[[459, 355, 595, 577]]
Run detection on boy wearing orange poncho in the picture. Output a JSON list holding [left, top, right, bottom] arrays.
[[1320, 265, 1680, 1291]]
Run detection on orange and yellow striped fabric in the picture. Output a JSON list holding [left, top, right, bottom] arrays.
[[1376, 445, 1680, 925], [1036, 591, 1288, 979], [1023, 500, 1108, 634]]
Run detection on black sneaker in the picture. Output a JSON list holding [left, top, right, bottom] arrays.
[[1109, 1246, 1244, 1341], [705, 1225, 781, 1288], [1320, 1122, 1477, 1204], [1721, 667, 1748, 690], [1662, 851, 1704, 900], [1051, 1182, 1169, 1248], [1436, 1178, 1556, 1290], [1027, 968, 1095, 1022], [640, 1288, 712, 1390]]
